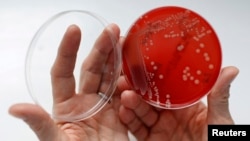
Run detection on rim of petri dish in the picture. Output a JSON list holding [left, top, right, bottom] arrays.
[[122, 6, 222, 109], [25, 10, 121, 122]]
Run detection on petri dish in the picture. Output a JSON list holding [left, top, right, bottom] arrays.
[[25, 10, 121, 122], [122, 6, 222, 109]]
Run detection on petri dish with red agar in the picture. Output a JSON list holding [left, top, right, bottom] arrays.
[[122, 6, 222, 109]]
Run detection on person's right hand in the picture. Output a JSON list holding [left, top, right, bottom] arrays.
[[119, 66, 239, 141]]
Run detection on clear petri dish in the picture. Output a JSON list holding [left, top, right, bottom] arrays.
[[122, 6, 222, 109], [25, 10, 121, 122]]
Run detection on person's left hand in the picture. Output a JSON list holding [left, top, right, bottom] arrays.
[[9, 24, 129, 141]]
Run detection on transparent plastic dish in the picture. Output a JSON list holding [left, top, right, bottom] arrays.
[[25, 10, 121, 122], [25, 6, 222, 122], [122, 6, 222, 109]]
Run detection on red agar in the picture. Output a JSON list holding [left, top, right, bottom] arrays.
[[122, 6, 222, 109]]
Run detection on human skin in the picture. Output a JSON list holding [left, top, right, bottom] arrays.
[[9, 23, 239, 141], [9, 24, 130, 141], [119, 66, 239, 141]]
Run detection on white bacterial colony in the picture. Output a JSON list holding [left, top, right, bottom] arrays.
[[182, 66, 201, 85]]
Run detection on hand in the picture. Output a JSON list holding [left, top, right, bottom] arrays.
[[119, 66, 239, 141], [9, 24, 129, 141]]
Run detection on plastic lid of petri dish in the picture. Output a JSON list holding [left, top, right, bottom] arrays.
[[25, 10, 121, 122], [122, 6, 222, 109]]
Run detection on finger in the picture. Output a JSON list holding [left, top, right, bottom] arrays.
[[97, 35, 124, 94], [115, 75, 132, 96], [207, 66, 239, 124], [9, 104, 64, 141], [51, 25, 81, 103], [119, 105, 148, 141], [120, 90, 158, 127], [119, 90, 157, 141], [79, 23, 120, 94], [113, 37, 131, 96]]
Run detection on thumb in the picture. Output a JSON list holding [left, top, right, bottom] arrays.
[[207, 66, 239, 124], [9, 103, 60, 141]]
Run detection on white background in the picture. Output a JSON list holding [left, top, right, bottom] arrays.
[[1, 0, 250, 140]]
